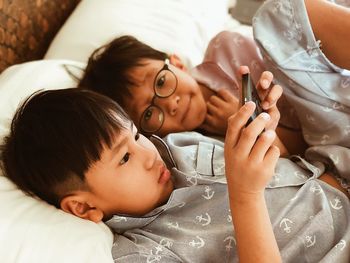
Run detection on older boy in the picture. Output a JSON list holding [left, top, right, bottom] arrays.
[[2, 88, 350, 262]]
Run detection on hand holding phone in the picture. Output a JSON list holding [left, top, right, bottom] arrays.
[[241, 73, 263, 126]]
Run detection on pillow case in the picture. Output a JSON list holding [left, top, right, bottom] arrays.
[[0, 60, 114, 263], [45, 0, 237, 68]]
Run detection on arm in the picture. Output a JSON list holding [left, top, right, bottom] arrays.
[[224, 102, 281, 263], [305, 0, 350, 70]]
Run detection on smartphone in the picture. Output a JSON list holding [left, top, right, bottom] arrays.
[[241, 73, 263, 126]]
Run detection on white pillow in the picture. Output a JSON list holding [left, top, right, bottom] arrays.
[[45, 0, 235, 68], [0, 60, 114, 263]]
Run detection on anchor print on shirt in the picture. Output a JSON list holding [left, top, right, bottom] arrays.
[[250, 60, 261, 72], [341, 77, 350, 89], [335, 239, 346, 251], [344, 125, 350, 136], [304, 235, 316, 248], [196, 212, 212, 226], [330, 197, 343, 210], [146, 245, 163, 263], [224, 236, 236, 251], [159, 238, 174, 249], [202, 186, 215, 200], [167, 221, 179, 230], [320, 134, 330, 145], [310, 184, 323, 195], [189, 236, 205, 249], [272, 1, 283, 13], [279, 218, 294, 233], [306, 44, 320, 58], [272, 172, 282, 183], [186, 171, 201, 186], [306, 114, 316, 124]]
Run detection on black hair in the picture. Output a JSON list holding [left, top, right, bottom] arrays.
[[1, 88, 130, 207], [78, 35, 168, 108]]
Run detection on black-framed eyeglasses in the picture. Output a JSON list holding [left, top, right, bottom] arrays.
[[139, 58, 178, 133]]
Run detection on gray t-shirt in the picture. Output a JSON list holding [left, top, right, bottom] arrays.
[[106, 132, 350, 262]]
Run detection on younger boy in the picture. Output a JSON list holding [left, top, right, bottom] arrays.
[[78, 34, 293, 155], [2, 89, 350, 262], [78, 33, 282, 138]]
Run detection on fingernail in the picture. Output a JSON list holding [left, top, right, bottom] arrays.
[[260, 112, 270, 120], [264, 130, 275, 138], [244, 101, 255, 109], [261, 80, 269, 89]]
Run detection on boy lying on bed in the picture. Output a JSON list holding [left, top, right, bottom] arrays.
[[2, 88, 350, 262], [78, 0, 350, 158]]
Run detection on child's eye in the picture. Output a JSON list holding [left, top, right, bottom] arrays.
[[134, 132, 140, 141], [119, 152, 130, 165], [156, 74, 166, 88]]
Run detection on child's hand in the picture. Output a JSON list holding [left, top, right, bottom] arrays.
[[200, 89, 239, 135], [224, 101, 280, 199], [239, 66, 282, 131]]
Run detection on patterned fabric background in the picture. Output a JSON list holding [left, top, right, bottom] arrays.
[[0, 0, 80, 73]]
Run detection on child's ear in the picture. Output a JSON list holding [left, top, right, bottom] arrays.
[[60, 194, 104, 223], [169, 54, 188, 71]]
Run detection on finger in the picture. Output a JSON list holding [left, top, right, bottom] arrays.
[[216, 89, 235, 103], [261, 85, 283, 110], [249, 130, 276, 162], [263, 145, 280, 170], [265, 107, 280, 130], [206, 101, 220, 116], [225, 101, 256, 148], [204, 113, 216, 126], [257, 71, 273, 90], [234, 112, 271, 157], [238, 65, 250, 76]]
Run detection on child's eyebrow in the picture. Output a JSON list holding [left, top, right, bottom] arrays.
[[111, 136, 128, 157], [110, 122, 133, 157]]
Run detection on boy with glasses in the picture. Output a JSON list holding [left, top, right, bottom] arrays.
[[78, 35, 290, 155]]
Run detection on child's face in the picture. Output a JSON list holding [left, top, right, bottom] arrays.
[[84, 122, 174, 219], [124, 58, 207, 137]]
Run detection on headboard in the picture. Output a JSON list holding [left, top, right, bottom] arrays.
[[0, 0, 80, 73]]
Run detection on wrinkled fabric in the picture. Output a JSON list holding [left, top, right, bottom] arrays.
[[254, 0, 350, 184]]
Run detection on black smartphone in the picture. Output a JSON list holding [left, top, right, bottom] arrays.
[[241, 73, 263, 126]]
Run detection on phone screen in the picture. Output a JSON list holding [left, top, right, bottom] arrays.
[[241, 73, 263, 126]]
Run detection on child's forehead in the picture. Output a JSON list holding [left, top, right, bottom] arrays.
[[129, 59, 162, 86]]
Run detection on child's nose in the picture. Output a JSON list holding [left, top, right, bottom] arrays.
[[139, 144, 157, 170], [157, 95, 180, 116]]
